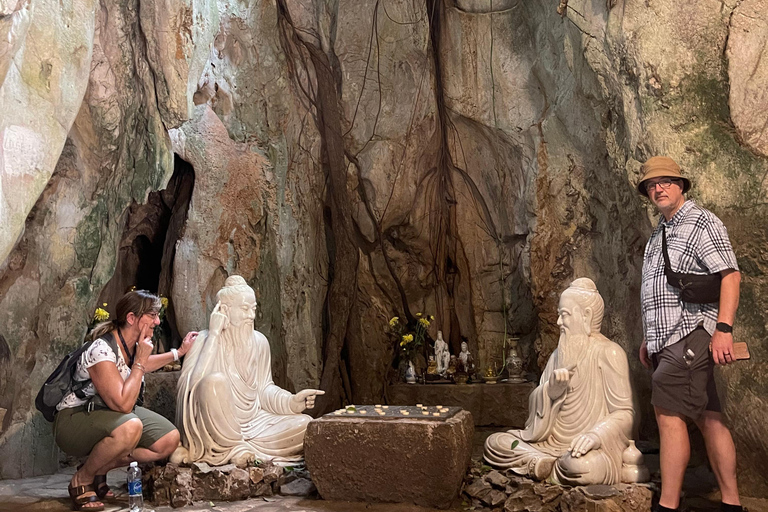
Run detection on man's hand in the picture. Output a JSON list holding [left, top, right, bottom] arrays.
[[179, 331, 199, 357], [710, 330, 735, 365], [639, 339, 651, 369], [569, 433, 600, 458], [209, 302, 228, 337], [289, 389, 325, 414], [547, 365, 575, 400]]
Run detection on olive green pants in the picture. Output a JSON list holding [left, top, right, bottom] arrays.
[[54, 405, 176, 457]]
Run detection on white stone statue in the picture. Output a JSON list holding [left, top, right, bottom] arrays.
[[172, 276, 324, 466], [458, 341, 473, 373], [483, 278, 634, 485], [434, 330, 450, 376]]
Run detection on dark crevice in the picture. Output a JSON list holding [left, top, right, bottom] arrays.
[[97, 154, 195, 351]]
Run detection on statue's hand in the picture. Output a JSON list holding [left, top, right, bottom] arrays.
[[547, 364, 575, 400], [569, 433, 600, 458], [179, 331, 199, 357], [209, 302, 229, 337], [289, 389, 325, 413]]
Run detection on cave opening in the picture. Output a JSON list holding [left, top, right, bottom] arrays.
[[97, 155, 195, 350]]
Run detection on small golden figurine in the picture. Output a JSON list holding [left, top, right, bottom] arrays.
[[484, 364, 498, 384], [427, 355, 438, 375]]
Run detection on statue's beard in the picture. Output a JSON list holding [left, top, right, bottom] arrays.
[[220, 321, 254, 349], [558, 331, 589, 368]]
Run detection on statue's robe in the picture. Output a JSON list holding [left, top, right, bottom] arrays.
[[435, 340, 450, 374], [174, 329, 310, 466], [484, 335, 633, 485]]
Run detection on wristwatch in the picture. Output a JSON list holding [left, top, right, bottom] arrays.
[[715, 322, 733, 333]]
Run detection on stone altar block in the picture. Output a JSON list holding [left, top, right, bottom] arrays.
[[304, 406, 474, 509]]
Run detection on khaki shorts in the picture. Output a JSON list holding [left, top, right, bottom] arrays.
[[651, 326, 721, 420], [54, 405, 176, 457]]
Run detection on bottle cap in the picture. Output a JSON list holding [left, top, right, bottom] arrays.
[[130, 461, 138, 467]]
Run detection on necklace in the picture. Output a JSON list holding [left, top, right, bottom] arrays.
[[117, 328, 136, 367]]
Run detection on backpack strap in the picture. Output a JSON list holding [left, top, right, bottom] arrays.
[[72, 332, 121, 406], [71, 339, 96, 399], [101, 331, 120, 360]]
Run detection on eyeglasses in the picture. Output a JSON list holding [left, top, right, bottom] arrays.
[[644, 178, 681, 193]]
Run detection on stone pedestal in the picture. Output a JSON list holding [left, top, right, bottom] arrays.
[[388, 382, 534, 427], [145, 462, 316, 508], [142, 370, 181, 423], [304, 408, 474, 509], [463, 462, 652, 512]]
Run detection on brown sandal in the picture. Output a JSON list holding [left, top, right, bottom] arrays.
[[67, 482, 105, 511], [93, 474, 115, 500]]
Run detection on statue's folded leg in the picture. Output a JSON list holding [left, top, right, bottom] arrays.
[[197, 373, 246, 448], [177, 372, 257, 465], [244, 413, 312, 460], [483, 432, 556, 480], [552, 450, 611, 485]]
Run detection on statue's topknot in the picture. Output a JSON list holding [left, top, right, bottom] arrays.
[[217, 275, 254, 305]]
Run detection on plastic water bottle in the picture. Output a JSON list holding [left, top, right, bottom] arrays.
[[127, 461, 144, 511]]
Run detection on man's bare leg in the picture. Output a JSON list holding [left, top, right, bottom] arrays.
[[696, 411, 740, 506], [656, 406, 690, 509]]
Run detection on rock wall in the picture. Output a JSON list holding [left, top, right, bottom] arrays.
[[0, 0, 767, 497]]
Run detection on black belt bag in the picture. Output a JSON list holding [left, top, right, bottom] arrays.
[[662, 226, 721, 304]]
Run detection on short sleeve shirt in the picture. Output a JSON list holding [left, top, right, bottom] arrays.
[[641, 200, 739, 355], [56, 337, 133, 410]]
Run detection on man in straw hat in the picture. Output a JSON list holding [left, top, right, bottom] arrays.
[[637, 156, 743, 512]]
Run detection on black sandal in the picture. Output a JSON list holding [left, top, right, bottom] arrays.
[[93, 474, 115, 500], [67, 482, 105, 511]]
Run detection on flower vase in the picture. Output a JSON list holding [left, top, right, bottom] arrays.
[[506, 337, 526, 383], [404, 361, 417, 384]]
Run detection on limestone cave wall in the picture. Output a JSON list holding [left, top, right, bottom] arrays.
[[0, 0, 766, 496]]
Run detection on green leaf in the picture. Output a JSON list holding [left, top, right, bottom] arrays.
[[510, 440, 519, 450]]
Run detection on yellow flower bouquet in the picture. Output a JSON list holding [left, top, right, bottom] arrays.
[[387, 313, 434, 369]]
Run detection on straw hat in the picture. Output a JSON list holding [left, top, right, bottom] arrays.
[[637, 156, 691, 197]]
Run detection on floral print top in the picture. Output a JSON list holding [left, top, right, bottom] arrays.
[[56, 337, 132, 410]]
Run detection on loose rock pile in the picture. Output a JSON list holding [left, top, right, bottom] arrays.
[[461, 462, 653, 512], [144, 462, 316, 508], [144, 457, 653, 510]]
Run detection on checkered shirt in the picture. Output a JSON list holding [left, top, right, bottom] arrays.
[[641, 200, 739, 355]]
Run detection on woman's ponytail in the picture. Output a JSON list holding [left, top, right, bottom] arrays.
[[88, 320, 117, 341]]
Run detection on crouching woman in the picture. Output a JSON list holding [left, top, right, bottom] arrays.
[[54, 290, 198, 511]]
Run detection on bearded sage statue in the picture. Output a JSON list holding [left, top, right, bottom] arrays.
[[172, 276, 323, 466], [484, 278, 635, 485]]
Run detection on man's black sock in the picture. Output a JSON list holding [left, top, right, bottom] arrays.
[[721, 503, 744, 512], [656, 505, 678, 512]]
